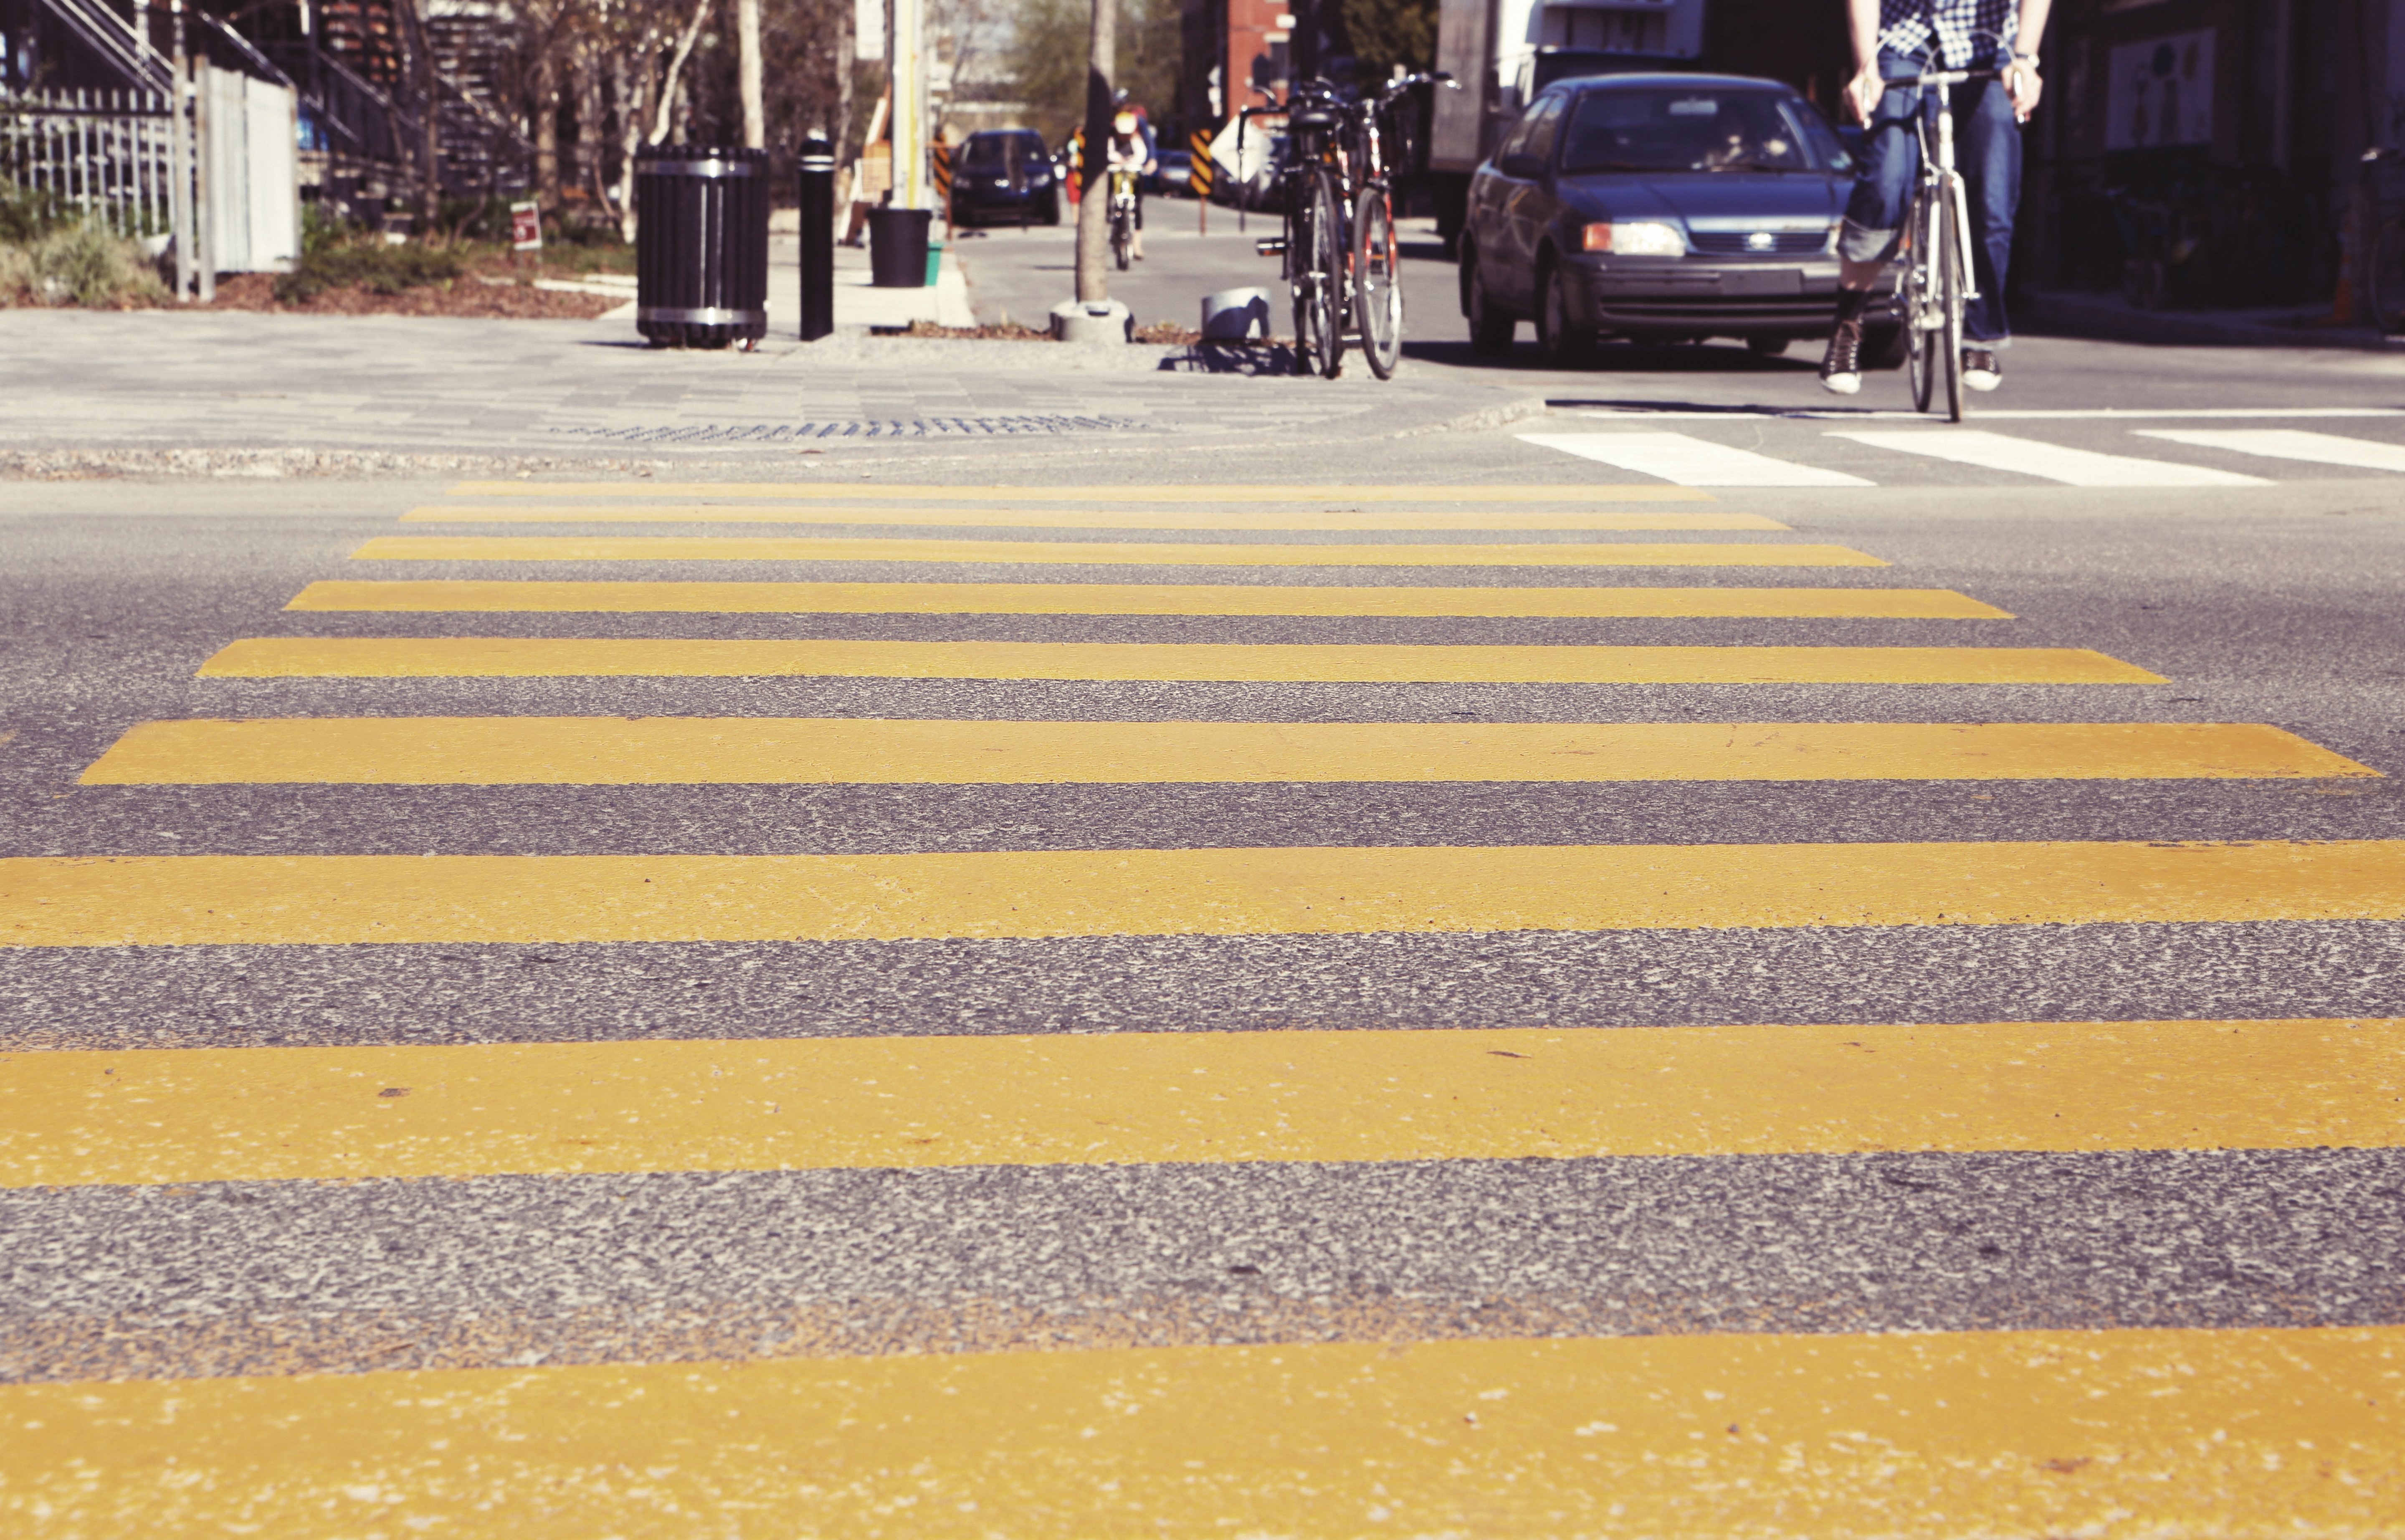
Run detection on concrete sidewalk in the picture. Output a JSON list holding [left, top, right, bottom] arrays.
[[768, 237, 977, 331]]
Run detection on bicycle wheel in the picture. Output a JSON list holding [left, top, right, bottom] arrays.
[[1906, 191, 1937, 414], [1353, 184, 1402, 379], [1938, 182, 1966, 421], [1111, 211, 1132, 271], [1302, 169, 1345, 377], [1287, 183, 1323, 370]]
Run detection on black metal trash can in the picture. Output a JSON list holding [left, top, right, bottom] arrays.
[[868, 206, 933, 288], [635, 145, 770, 348]]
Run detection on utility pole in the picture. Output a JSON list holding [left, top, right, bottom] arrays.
[[1073, 0, 1114, 301], [889, 0, 926, 207]]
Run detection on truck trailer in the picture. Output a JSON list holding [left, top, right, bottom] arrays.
[[1426, 0, 1706, 248]]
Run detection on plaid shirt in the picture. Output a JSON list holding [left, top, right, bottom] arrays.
[[1879, 0, 2018, 68]]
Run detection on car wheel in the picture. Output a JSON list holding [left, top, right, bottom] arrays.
[[1040, 198, 1061, 227], [1466, 250, 1515, 357], [1535, 261, 1592, 368], [1746, 335, 1790, 357]]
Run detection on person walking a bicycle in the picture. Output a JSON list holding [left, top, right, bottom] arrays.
[[1820, 0, 2049, 396]]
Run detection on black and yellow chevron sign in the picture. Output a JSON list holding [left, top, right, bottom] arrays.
[[1189, 129, 1214, 196]]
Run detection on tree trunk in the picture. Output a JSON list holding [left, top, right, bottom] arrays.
[[392, 0, 441, 230], [534, 49, 561, 210], [576, 46, 604, 210], [1073, 0, 1115, 303], [737, 0, 765, 148], [614, 47, 647, 240], [835, 0, 855, 161]]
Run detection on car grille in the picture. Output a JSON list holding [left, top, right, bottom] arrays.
[[1596, 296, 1835, 324], [1690, 230, 1830, 255]]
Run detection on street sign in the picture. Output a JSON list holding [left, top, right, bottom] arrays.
[[509, 200, 542, 253], [1188, 129, 1214, 198]]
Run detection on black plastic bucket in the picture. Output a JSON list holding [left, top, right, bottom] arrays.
[[868, 206, 933, 289]]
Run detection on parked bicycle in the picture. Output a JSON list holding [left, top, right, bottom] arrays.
[[1239, 72, 1451, 380], [1342, 71, 1453, 380], [1889, 63, 2002, 420], [1242, 79, 1349, 376]]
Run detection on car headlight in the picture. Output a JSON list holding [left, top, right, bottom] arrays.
[[1582, 221, 1685, 256], [1031, 172, 1051, 185]]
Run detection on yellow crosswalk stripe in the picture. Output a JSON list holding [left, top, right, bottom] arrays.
[[5, 1327, 2397, 1536], [403, 504, 1789, 532], [352, 535, 1886, 567], [8, 841, 2401, 947], [195, 638, 2160, 683], [81, 719, 2367, 786], [7, 1020, 2396, 1189], [446, 480, 1721, 503], [288, 578, 2011, 618]]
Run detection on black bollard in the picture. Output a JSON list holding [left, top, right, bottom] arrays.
[[798, 131, 836, 342]]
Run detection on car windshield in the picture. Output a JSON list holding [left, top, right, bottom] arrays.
[[1560, 89, 1816, 173], [961, 136, 1031, 171]]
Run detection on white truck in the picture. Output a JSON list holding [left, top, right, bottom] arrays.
[[1425, 0, 1708, 247]]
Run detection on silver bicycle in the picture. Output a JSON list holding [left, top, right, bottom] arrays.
[[1891, 64, 2000, 421]]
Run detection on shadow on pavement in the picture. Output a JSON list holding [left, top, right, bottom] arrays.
[[1158, 342, 1309, 375], [1397, 339, 1821, 375]]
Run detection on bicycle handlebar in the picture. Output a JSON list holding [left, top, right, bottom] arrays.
[[1893, 66, 2006, 88]]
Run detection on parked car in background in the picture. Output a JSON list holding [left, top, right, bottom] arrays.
[[1149, 147, 1193, 197], [1457, 72, 1904, 367], [1207, 125, 1285, 211], [950, 130, 1060, 228]]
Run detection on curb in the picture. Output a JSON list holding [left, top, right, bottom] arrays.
[[2020, 291, 2401, 352], [0, 448, 675, 480], [1397, 395, 1553, 437]]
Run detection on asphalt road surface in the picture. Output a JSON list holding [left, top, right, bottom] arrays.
[[5, 317, 2405, 1534]]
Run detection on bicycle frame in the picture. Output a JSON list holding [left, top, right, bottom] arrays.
[[1901, 68, 1986, 309]]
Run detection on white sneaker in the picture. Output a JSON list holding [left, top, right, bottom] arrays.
[[1818, 320, 1863, 395], [1963, 347, 2001, 392]]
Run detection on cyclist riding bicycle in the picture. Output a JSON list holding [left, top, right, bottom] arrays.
[[1820, 0, 2049, 397], [1106, 106, 1157, 260]]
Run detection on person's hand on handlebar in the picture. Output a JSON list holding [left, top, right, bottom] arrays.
[[2005, 57, 2043, 122], [1843, 60, 1884, 125]]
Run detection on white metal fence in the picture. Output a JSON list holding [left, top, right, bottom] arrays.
[[0, 87, 177, 236]]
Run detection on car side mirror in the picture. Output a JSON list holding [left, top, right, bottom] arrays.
[[1499, 152, 1545, 179]]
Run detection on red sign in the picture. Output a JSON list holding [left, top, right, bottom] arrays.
[[509, 200, 542, 252]]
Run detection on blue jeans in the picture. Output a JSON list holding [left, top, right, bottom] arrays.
[[1839, 48, 2021, 343]]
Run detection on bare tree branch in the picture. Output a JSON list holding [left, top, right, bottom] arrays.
[[651, 0, 716, 144]]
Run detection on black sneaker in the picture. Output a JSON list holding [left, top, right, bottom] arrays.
[[1819, 319, 1863, 395], [1963, 347, 2001, 392]]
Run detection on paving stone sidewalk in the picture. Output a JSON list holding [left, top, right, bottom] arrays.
[[1, 304, 1517, 474]]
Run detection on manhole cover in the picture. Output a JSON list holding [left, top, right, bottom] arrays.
[[550, 416, 1146, 444]]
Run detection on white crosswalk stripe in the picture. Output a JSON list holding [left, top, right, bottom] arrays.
[[2134, 428, 2405, 474], [1517, 432, 1874, 487], [1826, 430, 2271, 487]]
